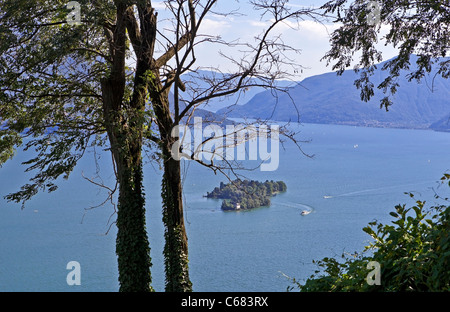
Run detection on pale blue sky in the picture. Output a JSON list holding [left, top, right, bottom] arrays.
[[151, 0, 398, 80]]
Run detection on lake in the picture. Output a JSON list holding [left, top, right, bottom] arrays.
[[0, 122, 449, 291]]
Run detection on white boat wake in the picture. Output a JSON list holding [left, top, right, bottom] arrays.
[[277, 201, 314, 215], [322, 180, 436, 199]]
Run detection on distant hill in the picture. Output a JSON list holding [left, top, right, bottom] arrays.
[[179, 70, 295, 113], [215, 56, 450, 130], [430, 114, 450, 132], [168, 70, 294, 126], [185, 107, 235, 126]]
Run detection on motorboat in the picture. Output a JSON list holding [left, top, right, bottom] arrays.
[[301, 210, 311, 216]]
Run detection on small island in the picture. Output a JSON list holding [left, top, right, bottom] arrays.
[[206, 179, 287, 211]]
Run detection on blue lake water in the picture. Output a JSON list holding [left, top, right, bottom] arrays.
[[0, 123, 449, 291]]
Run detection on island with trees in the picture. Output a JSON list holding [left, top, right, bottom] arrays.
[[206, 179, 287, 211]]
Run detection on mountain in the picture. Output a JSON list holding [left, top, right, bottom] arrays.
[[187, 107, 235, 126], [216, 56, 450, 130], [167, 70, 294, 126], [179, 70, 295, 113], [430, 114, 450, 132]]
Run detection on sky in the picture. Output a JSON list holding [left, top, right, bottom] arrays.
[[151, 0, 399, 81]]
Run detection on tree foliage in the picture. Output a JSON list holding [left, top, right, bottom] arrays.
[[321, 0, 450, 110]]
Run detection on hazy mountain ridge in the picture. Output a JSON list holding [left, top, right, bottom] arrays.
[[170, 70, 295, 126], [215, 56, 450, 130], [430, 114, 450, 132]]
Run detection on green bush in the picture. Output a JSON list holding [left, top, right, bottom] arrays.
[[292, 174, 450, 292]]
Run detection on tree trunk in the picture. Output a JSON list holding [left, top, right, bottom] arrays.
[[161, 147, 192, 292], [101, 77, 152, 292], [149, 75, 192, 292], [115, 149, 152, 292]]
